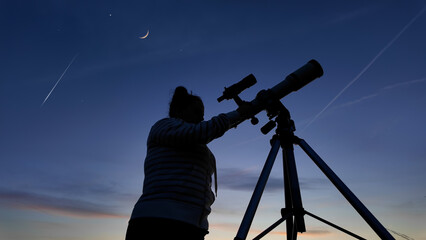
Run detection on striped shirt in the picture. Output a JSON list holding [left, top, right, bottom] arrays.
[[130, 111, 240, 229]]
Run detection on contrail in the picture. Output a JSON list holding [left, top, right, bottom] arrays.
[[301, 6, 426, 132], [41, 53, 79, 107], [387, 228, 415, 240], [331, 77, 425, 110]]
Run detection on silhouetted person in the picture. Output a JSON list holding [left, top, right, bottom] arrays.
[[126, 86, 251, 240]]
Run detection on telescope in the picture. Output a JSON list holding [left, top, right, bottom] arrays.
[[219, 59, 396, 240], [218, 59, 324, 130]]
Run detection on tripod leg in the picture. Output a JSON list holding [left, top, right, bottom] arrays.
[[297, 139, 395, 240], [234, 137, 281, 240], [304, 210, 366, 239], [253, 209, 292, 240], [284, 170, 294, 240], [282, 145, 306, 235]]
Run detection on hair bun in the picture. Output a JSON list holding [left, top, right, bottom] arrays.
[[174, 86, 189, 98], [169, 86, 203, 119]]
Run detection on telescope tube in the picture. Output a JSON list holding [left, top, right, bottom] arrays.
[[271, 59, 323, 99], [246, 60, 323, 118]]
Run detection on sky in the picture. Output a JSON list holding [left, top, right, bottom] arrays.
[[1, 0, 426, 239]]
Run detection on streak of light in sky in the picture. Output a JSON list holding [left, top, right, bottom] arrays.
[[41, 53, 79, 107], [301, 6, 426, 132]]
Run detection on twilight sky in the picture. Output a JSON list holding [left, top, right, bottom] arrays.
[[1, 1, 426, 239]]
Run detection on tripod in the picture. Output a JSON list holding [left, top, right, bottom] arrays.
[[234, 103, 395, 240]]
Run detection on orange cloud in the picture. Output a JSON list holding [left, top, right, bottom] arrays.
[[0, 189, 127, 219], [14, 203, 127, 219], [210, 222, 331, 238]]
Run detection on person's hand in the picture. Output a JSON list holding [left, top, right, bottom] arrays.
[[236, 101, 255, 119]]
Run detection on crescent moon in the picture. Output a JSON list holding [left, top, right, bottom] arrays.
[[139, 30, 150, 39]]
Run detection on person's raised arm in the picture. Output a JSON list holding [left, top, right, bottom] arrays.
[[149, 111, 240, 146]]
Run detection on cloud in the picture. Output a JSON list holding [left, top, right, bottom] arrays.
[[328, 6, 375, 25], [210, 222, 331, 238], [39, 179, 138, 204], [218, 168, 328, 192], [249, 228, 331, 239], [0, 189, 128, 218], [210, 222, 240, 232]]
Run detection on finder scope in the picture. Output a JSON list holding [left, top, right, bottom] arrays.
[[217, 74, 257, 103]]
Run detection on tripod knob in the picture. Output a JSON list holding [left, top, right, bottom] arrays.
[[251, 117, 259, 125], [261, 120, 276, 134]]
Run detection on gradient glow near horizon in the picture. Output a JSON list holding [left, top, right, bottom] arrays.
[[1, 1, 426, 240]]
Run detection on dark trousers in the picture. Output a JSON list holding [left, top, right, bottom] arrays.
[[125, 217, 209, 240]]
